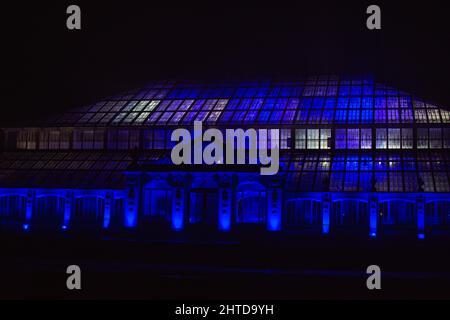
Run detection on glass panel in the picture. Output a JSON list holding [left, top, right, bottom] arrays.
[[280, 129, 291, 149], [389, 172, 403, 192], [388, 109, 399, 123], [335, 129, 346, 149], [245, 110, 258, 122], [427, 109, 441, 123], [361, 129, 372, 149], [361, 109, 373, 123], [169, 112, 185, 124], [307, 129, 319, 149], [401, 128, 413, 149], [417, 128, 429, 149], [401, 109, 413, 123], [376, 129, 387, 149], [182, 111, 198, 124], [347, 129, 360, 149], [375, 172, 388, 192], [157, 112, 173, 124], [335, 109, 347, 123], [282, 110, 296, 123], [444, 128, 450, 148], [375, 109, 386, 123], [295, 129, 306, 149], [321, 110, 334, 124], [429, 128, 442, 148], [320, 129, 331, 149], [414, 109, 427, 123], [388, 128, 401, 149]]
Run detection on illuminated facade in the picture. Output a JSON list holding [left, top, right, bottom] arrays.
[[1, 76, 449, 237]]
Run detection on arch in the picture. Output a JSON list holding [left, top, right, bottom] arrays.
[[425, 199, 450, 226], [332, 197, 369, 204], [379, 199, 416, 226], [191, 176, 219, 189], [236, 182, 266, 224], [332, 199, 369, 226], [0, 192, 27, 198], [0, 194, 26, 225], [425, 197, 450, 204], [237, 181, 265, 192], [379, 198, 415, 205], [142, 182, 173, 223], [189, 188, 218, 225], [72, 196, 105, 227], [34, 195, 65, 226], [285, 198, 321, 227], [144, 178, 172, 190], [74, 194, 106, 200], [36, 193, 65, 199]]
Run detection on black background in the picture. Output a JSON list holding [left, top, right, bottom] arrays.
[[3, 1, 450, 121]]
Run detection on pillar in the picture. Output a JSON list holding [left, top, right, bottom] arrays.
[[24, 189, 35, 229], [103, 191, 112, 229], [417, 195, 425, 239], [125, 173, 140, 228], [321, 193, 331, 234], [267, 187, 282, 231], [369, 195, 378, 237], [62, 191, 73, 229], [171, 185, 185, 231], [218, 188, 232, 231]]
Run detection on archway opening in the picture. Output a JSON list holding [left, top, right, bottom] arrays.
[[0, 195, 26, 227], [426, 201, 450, 227], [143, 187, 173, 225], [236, 182, 266, 225], [189, 188, 218, 226], [285, 199, 321, 228], [35, 196, 65, 227], [73, 197, 105, 228], [332, 199, 368, 228], [380, 200, 416, 227]]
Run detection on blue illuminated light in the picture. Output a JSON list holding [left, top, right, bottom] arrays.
[[22, 224, 30, 231], [61, 225, 68, 230], [418, 233, 425, 240], [267, 214, 281, 231], [219, 217, 231, 232], [370, 232, 377, 238], [125, 212, 137, 228], [171, 217, 184, 231]]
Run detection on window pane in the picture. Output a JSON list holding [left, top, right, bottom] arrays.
[[280, 129, 291, 149], [417, 128, 429, 149], [427, 109, 441, 123], [414, 109, 427, 123], [335, 129, 346, 149], [401, 128, 413, 149], [307, 129, 319, 149], [347, 129, 360, 149], [361, 129, 372, 149], [388, 128, 401, 149], [429, 128, 442, 148], [320, 129, 331, 149], [295, 129, 306, 149], [376, 129, 387, 149]]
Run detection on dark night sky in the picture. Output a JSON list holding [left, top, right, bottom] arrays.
[[3, 1, 450, 122]]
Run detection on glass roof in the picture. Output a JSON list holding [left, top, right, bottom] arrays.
[[0, 151, 448, 192], [43, 76, 450, 127], [0, 151, 166, 189]]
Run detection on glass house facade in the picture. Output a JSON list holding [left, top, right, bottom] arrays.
[[0, 76, 449, 237]]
